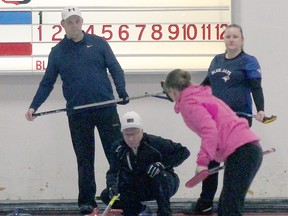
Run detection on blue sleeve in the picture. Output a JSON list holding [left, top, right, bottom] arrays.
[[29, 50, 59, 111], [245, 55, 262, 79], [102, 39, 127, 95]]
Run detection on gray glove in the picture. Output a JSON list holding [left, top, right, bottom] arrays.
[[147, 162, 165, 178]]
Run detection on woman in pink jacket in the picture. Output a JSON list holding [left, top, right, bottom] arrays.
[[164, 69, 263, 216]]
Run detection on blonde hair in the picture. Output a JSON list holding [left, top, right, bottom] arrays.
[[165, 69, 191, 91], [225, 24, 244, 39]]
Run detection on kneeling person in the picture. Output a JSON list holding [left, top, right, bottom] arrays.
[[100, 111, 190, 216]]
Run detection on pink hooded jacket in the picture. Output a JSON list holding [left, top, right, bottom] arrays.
[[174, 85, 260, 166]]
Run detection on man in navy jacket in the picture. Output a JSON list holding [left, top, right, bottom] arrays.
[[25, 6, 129, 215]]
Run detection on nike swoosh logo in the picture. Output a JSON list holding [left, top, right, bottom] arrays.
[[87, 45, 93, 48]]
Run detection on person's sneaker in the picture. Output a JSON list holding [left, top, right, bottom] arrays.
[[182, 201, 213, 215], [80, 205, 100, 216], [138, 205, 153, 216], [85, 208, 100, 216]]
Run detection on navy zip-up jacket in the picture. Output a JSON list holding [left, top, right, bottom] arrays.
[[30, 32, 127, 115], [106, 133, 190, 189]]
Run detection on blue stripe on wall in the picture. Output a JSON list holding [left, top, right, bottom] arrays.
[[0, 11, 32, 24]]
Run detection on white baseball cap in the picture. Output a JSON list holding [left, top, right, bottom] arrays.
[[61, 6, 82, 20], [121, 111, 143, 131]]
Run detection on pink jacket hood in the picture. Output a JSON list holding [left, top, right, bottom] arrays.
[[174, 85, 260, 166]]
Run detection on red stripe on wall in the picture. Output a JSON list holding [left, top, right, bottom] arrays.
[[0, 43, 32, 55]]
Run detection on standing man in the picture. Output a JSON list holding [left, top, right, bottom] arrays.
[[100, 111, 190, 216], [25, 6, 129, 216]]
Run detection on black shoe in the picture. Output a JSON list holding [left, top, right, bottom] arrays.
[[182, 201, 213, 215], [138, 205, 153, 216], [79, 205, 99, 215]]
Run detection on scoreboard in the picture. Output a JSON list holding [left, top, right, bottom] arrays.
[[0, 0, 231, 74]]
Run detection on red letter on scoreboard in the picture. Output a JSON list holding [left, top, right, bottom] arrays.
[[35, 60, 46, 70]]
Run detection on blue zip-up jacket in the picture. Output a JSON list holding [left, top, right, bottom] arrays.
[[30, 32, 127, 115]]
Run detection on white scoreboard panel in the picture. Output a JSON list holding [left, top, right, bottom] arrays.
[[0, 0, 231, 74]]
